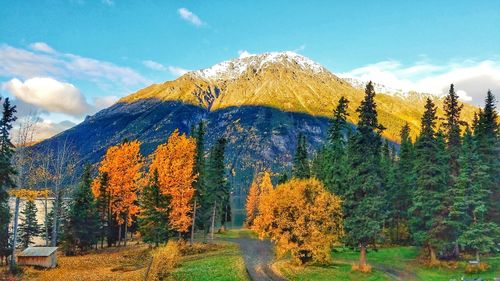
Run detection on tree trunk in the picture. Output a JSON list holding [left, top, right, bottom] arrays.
[[9, 197, 20, 270], [210, 201, 217, 240], [118, 224, 122, 246], [124, 217, 128, 247], [44, 197, 49, 246], [359, 244, 367, 267], [429, 245, 438, 265], [476, 250, 480, 263], [190, 198, 197, 245], [51, 192, 60, 247]]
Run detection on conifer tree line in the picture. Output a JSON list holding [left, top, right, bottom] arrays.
[[246, 82, 499, 267]]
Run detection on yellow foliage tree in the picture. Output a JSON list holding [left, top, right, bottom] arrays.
[[253, 178, 344, 265], [92, 140, 144, 244], [149, 130, 197, 233], [245, 179, 260, 227]]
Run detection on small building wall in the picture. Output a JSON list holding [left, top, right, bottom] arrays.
[[18, 253, 57, 268]]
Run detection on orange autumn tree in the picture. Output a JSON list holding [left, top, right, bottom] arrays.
[[149, 130, 197, 234], [245, 178, 260, 227], [92, 140, 144, 245], [253, 177, 344, 265]]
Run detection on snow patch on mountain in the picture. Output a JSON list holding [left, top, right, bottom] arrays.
[[191, 51, 326, 80]]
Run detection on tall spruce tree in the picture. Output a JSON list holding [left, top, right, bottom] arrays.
[[205, 138, 229, 232], [192, 121, 209, 234], [449, 128, 500, 261], [443, 84, 464, 179], [0, 98, 16, 255], [320, 96, 349, 194], [63, 165, 99, 255], [344, 82, 386, 268], [390, 124, 414, 244], [474, 91, 499, 224], [18, 200, 40, 248], [138, 169, 170, 246], [410, 98, 449, 264], [292, 133, 310, 179]]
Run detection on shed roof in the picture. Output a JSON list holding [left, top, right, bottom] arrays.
[[19, 247, 58, 257]]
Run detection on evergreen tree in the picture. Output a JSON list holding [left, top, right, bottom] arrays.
[[18, 200, 40, 248], [63, 165, 99, 255], [138, 169, 170, 246], [380, 140, 397, 242], [319, 97, 349, 195], [390, 124, 414, 244], [95, 172, 110, 248], [292, 133, 310, 179], [410, 98, 449, 264], [0, 98, 16, 253], [474, 91, 499, 224], [205, 138, 229, 232], [344, 82, 386, 268], [443, 84, 464, 179], [276, 172, 289, 185], [449, 128, 500, 261], [192, 122, 209, 232]]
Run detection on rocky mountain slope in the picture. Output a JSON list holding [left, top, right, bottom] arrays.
[[33, 51, 477, 192]]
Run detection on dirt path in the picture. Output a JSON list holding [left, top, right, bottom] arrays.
[[230, 238, 286, 281]]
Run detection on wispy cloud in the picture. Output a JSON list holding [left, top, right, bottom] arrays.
[[29, 42, 55, 54], [143, 60, 188, 77], [293, 44, 306, 53], [339, 59, 500, 106], [0, 43, 149, 87], [102, 0, 114, 6], [167, 66, 189, 77], [143, 60, 167, 71], [178, 8, 204, 26]]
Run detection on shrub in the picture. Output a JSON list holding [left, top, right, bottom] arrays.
[[351, 263, 372, 273], [177, 240, 222, 256], [146, 240, 180, 281], [464, 262, 489, 273]]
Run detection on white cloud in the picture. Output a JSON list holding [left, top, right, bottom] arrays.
[[178, 8, 204, 26], [3, 77, 91, 116], [293, 44, 306, 53], [143, 60, 167, 71], [340, 59, 500, 106], [0, 43, 149, 87], [29, 42, 55, 54], [93, 95, 119, 110], [11, 118, 76, 142], [238, 50, 254, 59], [102, 0, 114, 6], [167, 66, 189, 77]]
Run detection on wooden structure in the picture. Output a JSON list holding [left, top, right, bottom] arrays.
[[17, 247, 58, 268]]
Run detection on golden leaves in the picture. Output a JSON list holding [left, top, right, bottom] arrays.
[[149, 129, 197, 233], [253, 177, 344, 264], [93, 140, 144, 225], [9, 188, 50, 201]]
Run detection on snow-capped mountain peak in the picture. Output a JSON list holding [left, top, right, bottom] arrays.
[[190, 51, 327, 80]]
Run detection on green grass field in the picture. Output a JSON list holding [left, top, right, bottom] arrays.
[[274, 260, 390, 281], [172, 242, 250, 281]]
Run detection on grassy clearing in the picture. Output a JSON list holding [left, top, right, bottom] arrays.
[[333, 246, 500, 281], [22, 243, 150, 281], [274, 259, 390, 281], [172, 241, 249, 281], [214, 228, 258, 239]]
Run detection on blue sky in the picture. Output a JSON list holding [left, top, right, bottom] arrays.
[[1, 0, 499, 139]]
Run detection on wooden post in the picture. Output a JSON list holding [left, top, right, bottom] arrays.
[[210, 201, 217, 240], [190, 198, 197, 245]]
